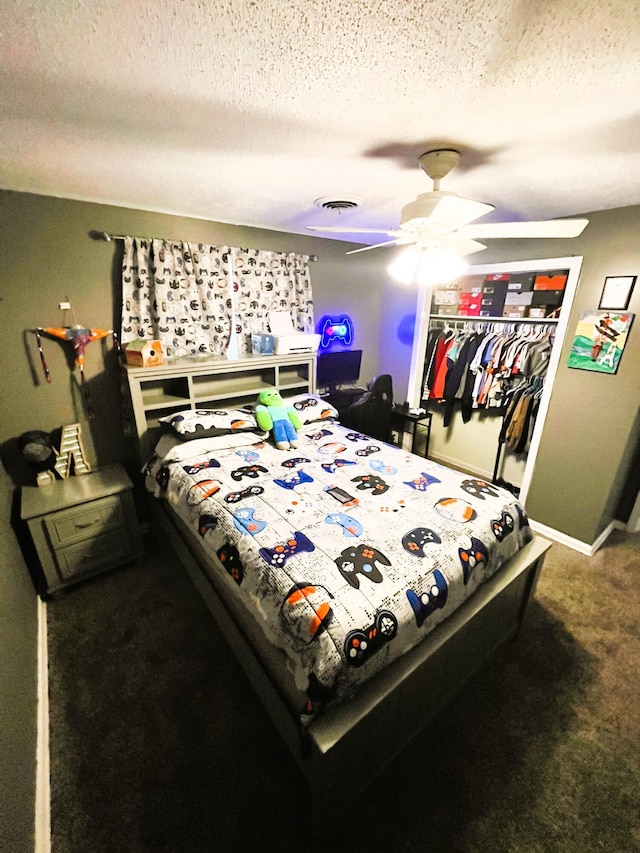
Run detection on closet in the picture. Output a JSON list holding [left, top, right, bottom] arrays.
[[406, 256, 584, 504]]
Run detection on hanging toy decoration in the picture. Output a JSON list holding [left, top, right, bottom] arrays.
[[35, 325, 118, 383], [33, 304, 120, 418]]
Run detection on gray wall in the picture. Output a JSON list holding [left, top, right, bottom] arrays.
[[0, 464, 37, 853], [1, 189, 638, 849], [0, 190, 394, 474], [476, 205, 640, 544], [0, 189, 394, 852]]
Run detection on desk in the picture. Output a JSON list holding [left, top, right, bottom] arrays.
[[390, 405, 432, 457]]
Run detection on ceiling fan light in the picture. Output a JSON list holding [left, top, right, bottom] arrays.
[[387, 245, 422, 285], [416, 247, 468, 287], [388, 245, 468, 286]]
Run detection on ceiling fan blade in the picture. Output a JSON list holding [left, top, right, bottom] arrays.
[[463, 218, 589, 240], [416, 234, 487, 256], [430, 195, 495, 229], [306, 226, 398, 235], [449, 238, 488, 256], [345, 237, 414, 255], [400, 193, 494, 232]]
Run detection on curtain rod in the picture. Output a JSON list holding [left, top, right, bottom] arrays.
[[91, 230, 318, 261]]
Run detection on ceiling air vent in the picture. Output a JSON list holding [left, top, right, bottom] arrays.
[[313, 196, 361, 212]]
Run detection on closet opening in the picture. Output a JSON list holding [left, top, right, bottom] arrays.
[[406, 256, 584, 507]]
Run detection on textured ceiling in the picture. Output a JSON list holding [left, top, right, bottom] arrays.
[[2, 0, 640, 245]]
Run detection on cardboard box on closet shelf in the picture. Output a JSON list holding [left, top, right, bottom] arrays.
[[502, 305, 528, 318], [482, 281, 509, 296], [505, 291, 534, 306], [481, 301, 506, 315], [457, 275, 485, 293], [433, 289, 459, 307], [458, 293, 481, 315], [531, 289, 564, 307], [534, 272, 568, 291], [527, 307, 548, 319], [507, 274, 536, 292], [123, 340, 163, 367], [481, 281, 508, 313]]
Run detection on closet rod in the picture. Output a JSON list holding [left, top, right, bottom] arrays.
[[431, 313, 558, 324], [91, 230, 318, 261]]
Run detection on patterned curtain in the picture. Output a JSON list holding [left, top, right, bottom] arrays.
[[231, 248, 314, 355], [121, 238, 233, 359], [121, 239, 314, 359]]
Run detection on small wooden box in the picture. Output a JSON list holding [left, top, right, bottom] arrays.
[[124, 340, 163, 367]]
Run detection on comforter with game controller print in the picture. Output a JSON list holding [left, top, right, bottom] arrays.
[[145, 423, 532, 724]]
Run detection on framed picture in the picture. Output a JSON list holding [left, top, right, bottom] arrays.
[[599, 275, 636, 310], [567, 310, 634, 375]]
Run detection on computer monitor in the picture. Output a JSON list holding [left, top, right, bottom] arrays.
[[316, 349, 362, 389]]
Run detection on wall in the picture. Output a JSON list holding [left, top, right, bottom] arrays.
[[475, 205, 640, 544], [0, 190, 394, 480], [2, 190, 639, 848], [0, 188, 394, 851], [0, 464, 37, 853]]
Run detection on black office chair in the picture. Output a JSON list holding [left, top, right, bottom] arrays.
[[346, 374, 393, 441]]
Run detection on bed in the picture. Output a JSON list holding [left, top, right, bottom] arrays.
[[126, 361, 550, 829]]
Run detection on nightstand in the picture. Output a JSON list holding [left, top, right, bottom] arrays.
[[20, 463, 144, 596]]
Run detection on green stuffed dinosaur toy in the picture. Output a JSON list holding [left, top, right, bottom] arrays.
[[256, 388, 302, 450]]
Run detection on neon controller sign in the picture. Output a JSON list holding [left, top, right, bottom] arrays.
[[318, 315, 354, 348]]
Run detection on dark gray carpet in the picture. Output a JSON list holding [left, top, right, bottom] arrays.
[[47, 527, 640, 852]]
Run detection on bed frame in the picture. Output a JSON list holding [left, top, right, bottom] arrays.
[[126, 356, 551, 830]]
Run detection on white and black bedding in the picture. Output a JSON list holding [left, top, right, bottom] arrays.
[[144, 410, 532, 726]]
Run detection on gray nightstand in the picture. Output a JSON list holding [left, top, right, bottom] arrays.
[[21, 463, 144, 595]]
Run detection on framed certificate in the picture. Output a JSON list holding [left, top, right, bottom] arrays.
[[599, 275, 636, 310]]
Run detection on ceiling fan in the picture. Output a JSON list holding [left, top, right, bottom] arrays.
[[307, 148, 588, 256]]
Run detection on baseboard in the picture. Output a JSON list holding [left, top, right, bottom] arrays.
[[528, 519, 620, 555], [35, 597, 51, 853], [426, 451, 494, 482], [426, 455, 623, 556]]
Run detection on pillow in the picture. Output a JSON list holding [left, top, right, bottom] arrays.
[[159, 407, 261, 440], [283, 393, 339, 425]]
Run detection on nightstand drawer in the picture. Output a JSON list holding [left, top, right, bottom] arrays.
[[44, 496, 125, 548], [56, 528, 133, 579]]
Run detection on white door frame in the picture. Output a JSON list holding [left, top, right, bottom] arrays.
[[407, 255, 584, 508]]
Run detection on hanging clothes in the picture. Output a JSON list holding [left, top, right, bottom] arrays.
[[423, 320, 555, 442], [499, 376, 544, 453], [442, 332, 483, 426], [422, 326, 455, 400]]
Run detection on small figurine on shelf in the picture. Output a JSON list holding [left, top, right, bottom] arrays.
[[255, 389, 302, 450]]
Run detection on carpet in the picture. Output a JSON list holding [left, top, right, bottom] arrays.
[[47, 527, 640, 852]]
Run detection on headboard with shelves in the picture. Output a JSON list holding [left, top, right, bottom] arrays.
[[124, 352, 316, 459]]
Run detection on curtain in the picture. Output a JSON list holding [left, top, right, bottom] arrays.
[[121, 238, 233, 359], [230, 247, 314, 355], [121, 240, 314, 359]]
